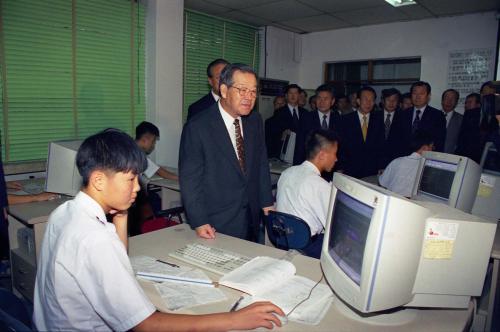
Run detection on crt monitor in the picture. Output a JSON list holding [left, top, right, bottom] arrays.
[[280, 131, 296, 164], [413, 151, 481, 213], [45, 140, 83, 196], [320, 173, 496, 322]]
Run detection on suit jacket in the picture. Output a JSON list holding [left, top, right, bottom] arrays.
[[294, 110, 341, 165], [401, 105, 447, 153], [375, 109, 408, 168], [187, 92, 216, 121], [338, 111, 385, 179], [444, 111, 463, 154], [179, 103, 273, 240]]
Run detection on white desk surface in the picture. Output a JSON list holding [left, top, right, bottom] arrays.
[[8, 196, 70, 225], [129, 224, 473, 332]]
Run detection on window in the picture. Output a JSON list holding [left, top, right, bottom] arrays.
[[0, 0, 145, 164], [325, 58, 421, 96], [183, 10, 260, 122]]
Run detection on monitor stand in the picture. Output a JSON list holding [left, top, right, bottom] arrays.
[[333, 293, 418, 326]]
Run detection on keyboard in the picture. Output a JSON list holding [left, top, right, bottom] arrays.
[[169, 243, 251, 275]]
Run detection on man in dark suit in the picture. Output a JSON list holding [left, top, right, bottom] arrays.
[[456, 93, 482, 163], [441, 89, 463, 154], [376, 88, 408, 168], [295, 84, 340, 175], [338, 86, 385, 179], [186, 58, 229, 121], [401, 81, 446, 154], [267, 84, 307, 163], [179, 63, 273, 241]]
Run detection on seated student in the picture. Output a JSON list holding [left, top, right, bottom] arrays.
[[379, 131, 434, 198], [276, 129, 338, 259], [33, 129, 284, 331], [135, 121, 178, 181]]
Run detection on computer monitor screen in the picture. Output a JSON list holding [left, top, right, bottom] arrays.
[[45, 140, 82, 196], [328, 191, 373, 285], [418, 159, 458, 200]]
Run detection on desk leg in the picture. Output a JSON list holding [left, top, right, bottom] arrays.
[[486, 258, 499, 331]]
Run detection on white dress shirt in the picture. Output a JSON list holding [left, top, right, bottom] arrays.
[[144, 157, 160, 178], [379, 152, 423, 197], [412, 105, 427, 122], [317, 110, 331, 126], [383, 110, 394, 124], [443, 110, 454, 128], [287, 104, 300, 118], [357, 111, 370, 126], [219, 102, 243, 158], [33, 192, 155, 331], [211, 90, 220, 102], [276, 161, 332, 236]]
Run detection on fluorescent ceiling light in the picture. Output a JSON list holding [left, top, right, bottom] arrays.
[[385, 0, 417, 7]]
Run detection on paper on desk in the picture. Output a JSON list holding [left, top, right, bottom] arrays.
[[130, 255, 211, 282], [239, 275, 333, 325], [154, 282, 227, 311]]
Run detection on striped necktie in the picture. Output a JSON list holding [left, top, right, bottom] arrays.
[[234, 119, 245, 172]]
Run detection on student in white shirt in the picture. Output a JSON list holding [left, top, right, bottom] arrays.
[[135, 121, 178, 181], [276, 129, 338, 258], [33, 129, 284, 332], [379, 131, 434, 198]]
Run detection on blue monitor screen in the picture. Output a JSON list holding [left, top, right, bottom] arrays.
[[419, 159, 458, 200], [328, 191, 373, 285]]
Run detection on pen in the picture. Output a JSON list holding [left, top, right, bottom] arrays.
[[230, 296, 244, 312], [156, 259, 180, 268], [137, 273, 215, 287]]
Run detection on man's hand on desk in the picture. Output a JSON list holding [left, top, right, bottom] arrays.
[[6, 181, 23, 190], [195, 224, 216, 239], [229, 301, 286, 330]]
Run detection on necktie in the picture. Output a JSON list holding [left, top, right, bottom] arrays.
[[234, 119, 245, 172], [412, 109, 421, 134], [292, 108, 299, 129], [384, 113, 391, 139], [362, 115, 368, 141], [322, 114, 328, 129]]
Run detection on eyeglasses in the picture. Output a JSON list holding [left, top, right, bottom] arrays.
[[229, 86, 258, 98]]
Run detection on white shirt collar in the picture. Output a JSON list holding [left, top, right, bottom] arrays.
[[211, 90, 220, 102], [74, 191, 108, 225], [302, 160, 321, 175], [384, 110, 394, 118], [317, 110, 330, 121], [357, 110, 370, 124], [287, 104, 299, 116], [218, 102, 242, 136]]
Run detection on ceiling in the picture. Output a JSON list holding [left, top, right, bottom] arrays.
[[184, 0, 500, 34]]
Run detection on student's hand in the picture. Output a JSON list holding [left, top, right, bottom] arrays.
[[34, 192, 60, 202], [6, 181, 23, 190], [109, 209, 128, 223], [231, 301, 285, 330], [195, 224, 216, 239], [262, 206, 274, 216]]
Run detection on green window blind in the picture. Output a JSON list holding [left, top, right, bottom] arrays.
[[0, 0, 145, 163], [183, 10, 260, 122]]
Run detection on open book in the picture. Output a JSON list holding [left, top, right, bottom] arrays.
[[219, 256, 333, 325]]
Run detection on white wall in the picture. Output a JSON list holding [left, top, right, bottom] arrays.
[[146, 0, 184, 168], [262, 26, 300, 83], [265, 12, 498, 109]]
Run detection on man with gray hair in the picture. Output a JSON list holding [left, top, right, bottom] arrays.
[[180, 63, 273, 242]]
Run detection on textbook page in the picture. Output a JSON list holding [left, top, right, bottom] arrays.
[[219, 256, 296, 295], [130, 255, 211, 282], [239, 275, 333, 325]]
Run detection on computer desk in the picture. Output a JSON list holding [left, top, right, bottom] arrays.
[[485, 227, 500, 331], [129, 224, 474, 332]]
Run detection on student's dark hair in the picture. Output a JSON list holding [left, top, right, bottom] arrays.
[[441, 89, 459, 102], [466, 93, 481, 106], [77, 128, 147, 187], [357, 86, 377, 99], [381, 88, 401, 101], [308, 95, 317, 103], [316, 84, 335, 97], [206, 58, 229, 78], [410, 130, 434, 152], [410, 81, 431, 94], [402, 92, 411, 100], [480, 81, 495, 94], [336, 93, 347, 100], [305, 129, 339, 160], [135, 121, 159, 140], [284, 83, 301, 95], [219, 63, 257, 89]]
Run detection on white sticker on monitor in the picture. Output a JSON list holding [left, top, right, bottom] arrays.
[[477, 174, 496, 198], [423, 221, 459, 259]]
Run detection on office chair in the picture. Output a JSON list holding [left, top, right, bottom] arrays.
[[0, 288, 33, 331], [265, 211, 311, 251]]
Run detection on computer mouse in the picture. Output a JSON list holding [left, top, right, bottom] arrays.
[[271, 313, 288, 327]]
